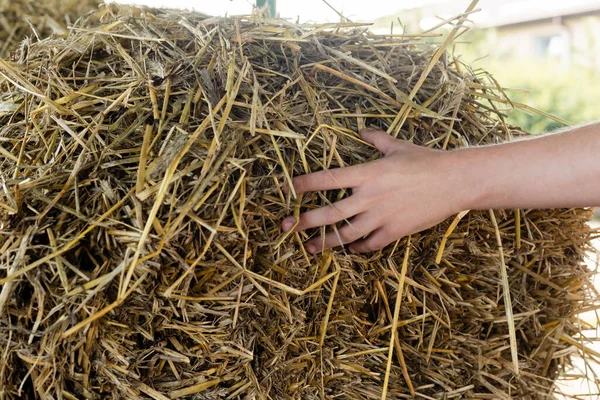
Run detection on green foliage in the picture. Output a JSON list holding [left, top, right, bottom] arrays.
[[455, 29, 600, 134], [485, 61, 600, 133]]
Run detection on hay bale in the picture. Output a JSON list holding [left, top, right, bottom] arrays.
[[0, 4, 598, 399], [0, 0, 101, 59]]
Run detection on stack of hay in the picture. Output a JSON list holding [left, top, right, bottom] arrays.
[[0, 3, 598, 399], [0, 0, 101, 59]]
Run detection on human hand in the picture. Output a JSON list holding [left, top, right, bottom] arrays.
[[281, 130, 469, 254]]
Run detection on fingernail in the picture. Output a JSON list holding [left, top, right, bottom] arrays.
[[282, 217, 295, 232], [305, 244, 317, 254]]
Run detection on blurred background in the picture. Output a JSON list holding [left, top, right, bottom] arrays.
[[373, 0, 600, 135]]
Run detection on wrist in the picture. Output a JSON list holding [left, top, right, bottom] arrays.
[[445, 146, 499, 211]]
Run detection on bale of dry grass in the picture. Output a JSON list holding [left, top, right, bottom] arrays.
[[1, 3, 599, 399], [0, 0, 101, 59]]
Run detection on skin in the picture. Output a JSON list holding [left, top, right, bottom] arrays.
[[281, 124, 600, 254]]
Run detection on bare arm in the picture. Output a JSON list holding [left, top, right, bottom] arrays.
[[282, 124, 600, 254], [460, 122, 600, 209]]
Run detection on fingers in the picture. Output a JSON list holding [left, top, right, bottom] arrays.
[[360, 129, 417, 155], [305, 214, 377, 254], [348, 227, 397, 254], [292, 164, 367, 194], [282, 197, 364, 233], [291, 131, 403, 195], [360, 129, 398, 155]]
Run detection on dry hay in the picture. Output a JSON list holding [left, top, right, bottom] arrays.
[[0, 3, 599, 399], [0, 0, 101, 59]]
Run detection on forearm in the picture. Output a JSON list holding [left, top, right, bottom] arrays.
[[457, 122, 600, 210]]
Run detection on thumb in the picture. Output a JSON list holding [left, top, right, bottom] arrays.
[[360, 129, 400, 155]]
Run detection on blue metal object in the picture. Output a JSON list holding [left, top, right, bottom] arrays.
[[256, 0, 276, 17]]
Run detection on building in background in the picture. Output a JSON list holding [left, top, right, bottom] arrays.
[[372, 0, 600, 68]]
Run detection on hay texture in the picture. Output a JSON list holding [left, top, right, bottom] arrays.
[[0, 0, 101, 58], [0, 3, 598, 399]]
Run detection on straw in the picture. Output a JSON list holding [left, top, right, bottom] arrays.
[[0, 0, 101, 59], [0, 3, 598, 399]]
